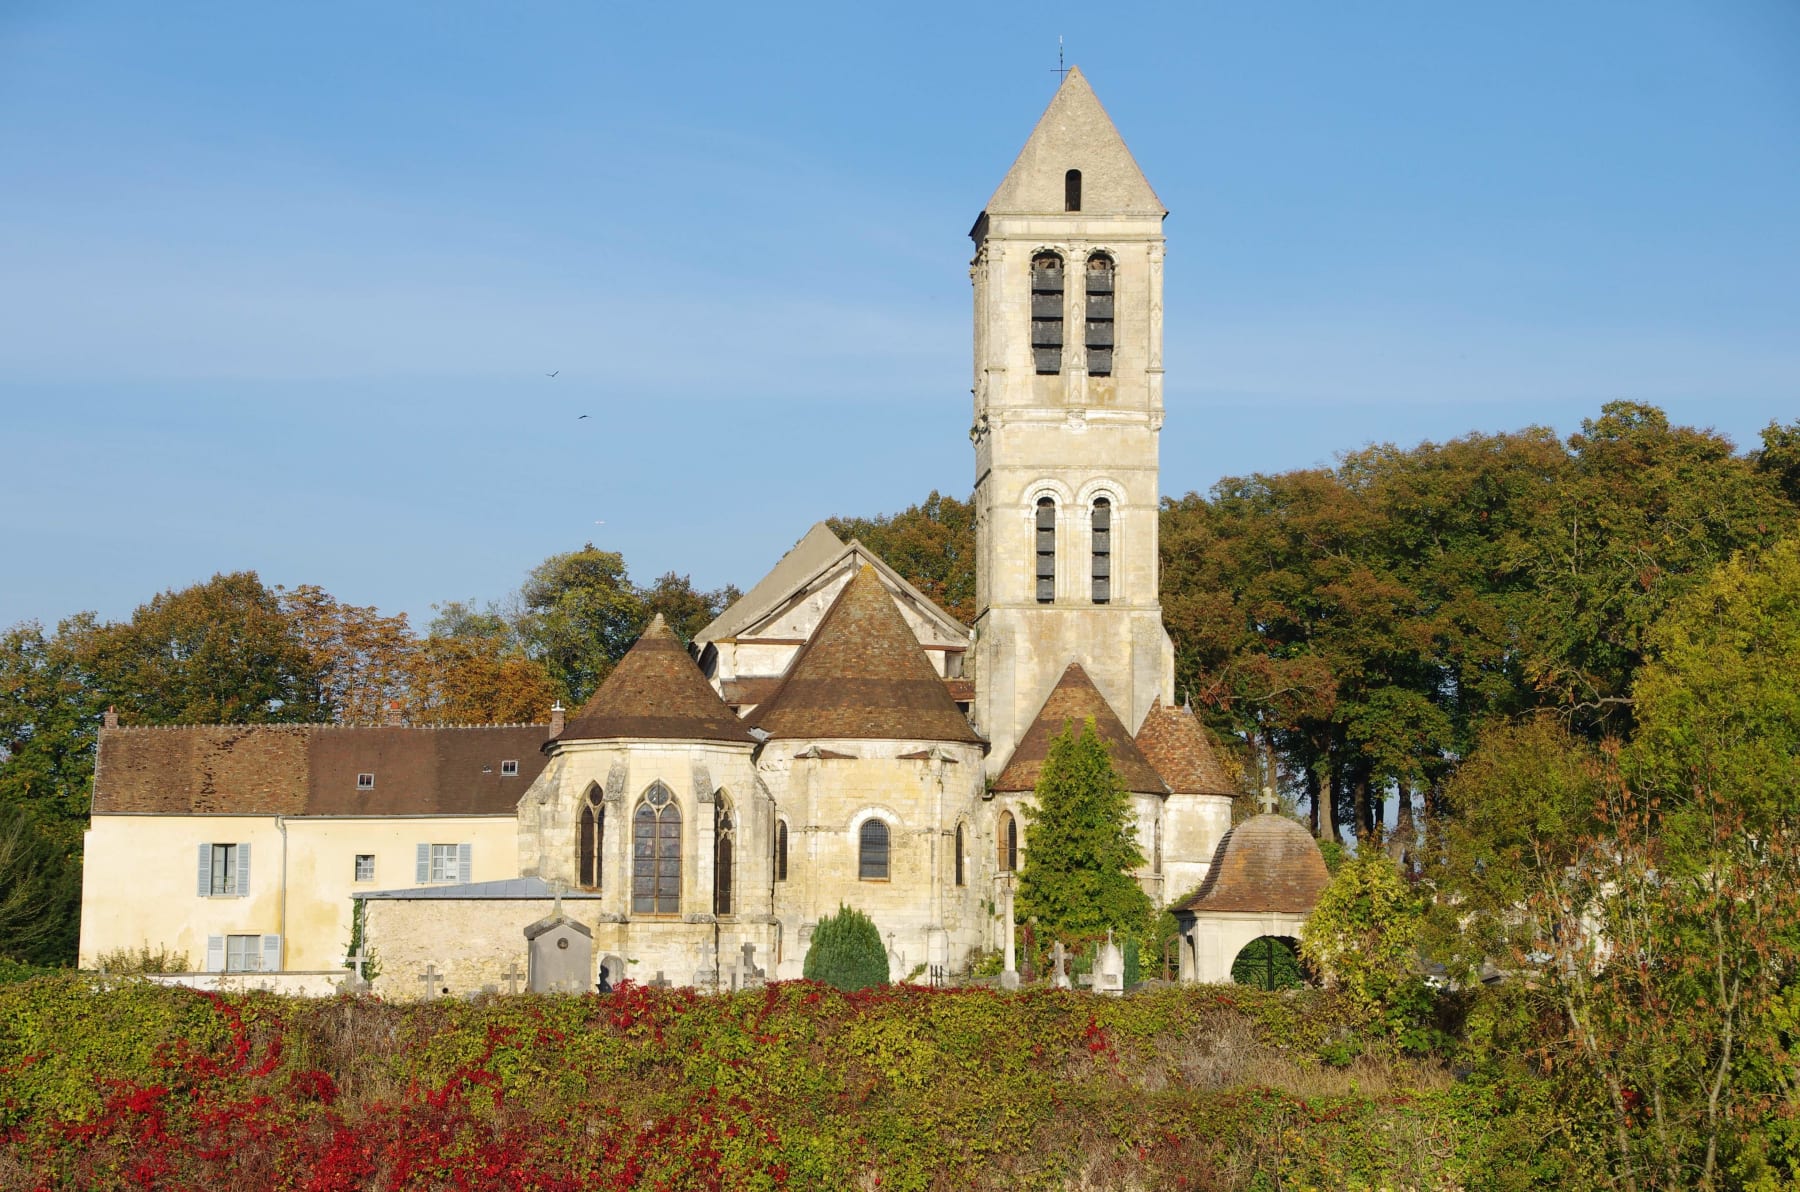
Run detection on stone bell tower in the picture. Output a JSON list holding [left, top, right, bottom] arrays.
[[967, 67, 1176, 775]]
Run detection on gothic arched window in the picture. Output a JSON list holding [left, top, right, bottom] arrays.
[[1091, 496, 1112, 604], [577, 784, 604, 889], [1031, 252, 1064, 375], [631, 783, 681, 916], [1065, 169, 1082, 212], [859, 819, 890, 881], [1036, 497, 1057, 603], [774, 820, 788, 882], [954, 823, 966, 887], [1085, 253, 1114, 376], [998, 811, 1018, 872], [713, 795, 735, 916]]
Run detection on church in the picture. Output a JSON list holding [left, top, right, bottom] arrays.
[[77, 69, 1326, 995]]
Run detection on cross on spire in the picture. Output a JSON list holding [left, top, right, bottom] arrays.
[[1051, 36, 1069, 83]]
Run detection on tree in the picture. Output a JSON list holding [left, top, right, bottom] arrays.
[[638, 572, 740, 645], [829, 492, 977, 625], [1630, 535, 1800, 840], [1300, 847, 1424, 1030], [0, 802, 78, 965], [88, 572, 325, 725], [408, 613, 558, 726], [278, 584, 415, 724], [1016, 719, 1154, 950], [802, 904, 888, 992], [516, 545, 645, 705]]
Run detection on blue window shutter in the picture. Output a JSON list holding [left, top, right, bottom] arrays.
[[416, 843, 429, 883], [205, 935, 226, 973], [457, 842, 472, 884], [197, 843, 212, 897], [261, 934, 282, 973], [236, 842, 252, 897]]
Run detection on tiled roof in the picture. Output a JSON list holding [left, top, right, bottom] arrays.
[[558, 615, 754, 744], [750, 567, 983, 744], [1174, 815, 1330, 915], [1135, 698, 1237, 796], [92, 722, 552, 816], [356, 876, 603, 901], [991, 664, 1167, 795]]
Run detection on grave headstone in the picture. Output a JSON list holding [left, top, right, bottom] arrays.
[[525, 912, 593, 994], [1050, 940, 1072, 990], [1093, 928, 1125, 996], [419, 963, 441, 1001]]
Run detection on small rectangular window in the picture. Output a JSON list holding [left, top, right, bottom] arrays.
[[210, 843, 237, 896], [354, 854, 375, 882], [356, 773, 375, 790], [500, 759, 519, 776], [429, 843, 460, 883], [225, 934, 261, 973]]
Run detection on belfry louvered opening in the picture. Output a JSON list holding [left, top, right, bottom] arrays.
[[1091, 497, 1112, 604], [1035, 497, 1057, 603], [1085, 253, 1114, 376], [1031, 252, 1064, 375]]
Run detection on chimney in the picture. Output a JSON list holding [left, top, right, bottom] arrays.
[[549, 701, 566, 737], [103, 706, 118, 730], [384, 700, 405, 727]]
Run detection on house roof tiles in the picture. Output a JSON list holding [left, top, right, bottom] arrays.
[[750, 566, 982, 744]]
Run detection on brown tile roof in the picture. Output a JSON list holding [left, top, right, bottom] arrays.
[[1135, 698, 1238, 796], [558, 615, 754, 744], [1174, 815, 1330, 915], [92, 723, 553, 816], [750, 566, 983, 744], [991, 664, 1168, 795], [718, 677, 783, 707]]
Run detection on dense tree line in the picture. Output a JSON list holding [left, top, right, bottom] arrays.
[[0, 546, 736, 965]]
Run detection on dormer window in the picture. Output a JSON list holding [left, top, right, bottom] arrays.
[[500, 759, 519, 777], [356, 773, 375, 791], [1065, 169, 1082, 212]]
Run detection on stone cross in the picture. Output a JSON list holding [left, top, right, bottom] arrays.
[[648, 971, 671, 989], [1050, 940, 1071, 990], [1259, 786, 1279, 815], [344, 948, 369, 987], [503, 961, 524, 996], [740, 941, 760, 978], [419, 963, 441, 1001]]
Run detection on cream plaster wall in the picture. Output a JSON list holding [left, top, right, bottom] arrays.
[[79, 814, 519, 972]]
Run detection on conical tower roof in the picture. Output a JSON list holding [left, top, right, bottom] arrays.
[[557, 615, 753, 744], [985, 66, 1164, 217], [992, 663, 1168, 795], [1174, 815, 1329, 915], [1135, 698, 1238, 796], [751, 566, 982, 744]]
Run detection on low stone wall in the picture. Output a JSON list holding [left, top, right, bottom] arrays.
[[143, 971, 348, 997]]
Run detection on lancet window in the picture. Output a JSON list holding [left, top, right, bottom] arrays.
[[1085, 253, 1114, 375], [1091, 496, 1112, 604], [631, 783, 681, 916], [998, 811, 1018, 872], [1031, 252, 1064, 374], [774, 820, 788, 882], [713, 795, 735, 916], [1065, 169, 1082, 212], [1036, 497, 1057, 603], [954, 823, 966, 886], [577, 784, 604, 889]]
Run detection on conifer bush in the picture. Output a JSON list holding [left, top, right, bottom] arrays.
[[802, 903, 888, 991]]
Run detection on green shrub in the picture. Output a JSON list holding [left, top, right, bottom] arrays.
[[93, 943, 189, 974], [802, 903, 888, 992], [0, 956, 59, 985]]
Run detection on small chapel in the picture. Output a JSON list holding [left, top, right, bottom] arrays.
[[77, 68, 1328, 996]]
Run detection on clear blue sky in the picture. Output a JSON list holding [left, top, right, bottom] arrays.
[[3, 1, 1796, 631]]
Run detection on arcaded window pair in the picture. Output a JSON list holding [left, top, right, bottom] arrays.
[[1029, 250, 1114, 376], [1035, 496, 1113, 605]]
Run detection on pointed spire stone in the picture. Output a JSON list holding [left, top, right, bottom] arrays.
[[985, 66, 1164, 218]]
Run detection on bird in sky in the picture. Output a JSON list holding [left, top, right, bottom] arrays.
[[578, 414, 589, 419], [546, 370, 559, 378]]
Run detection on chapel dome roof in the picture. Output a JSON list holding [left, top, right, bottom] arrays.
[[556, 615, 754, 745], [1175, 814, 1330, 915]]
